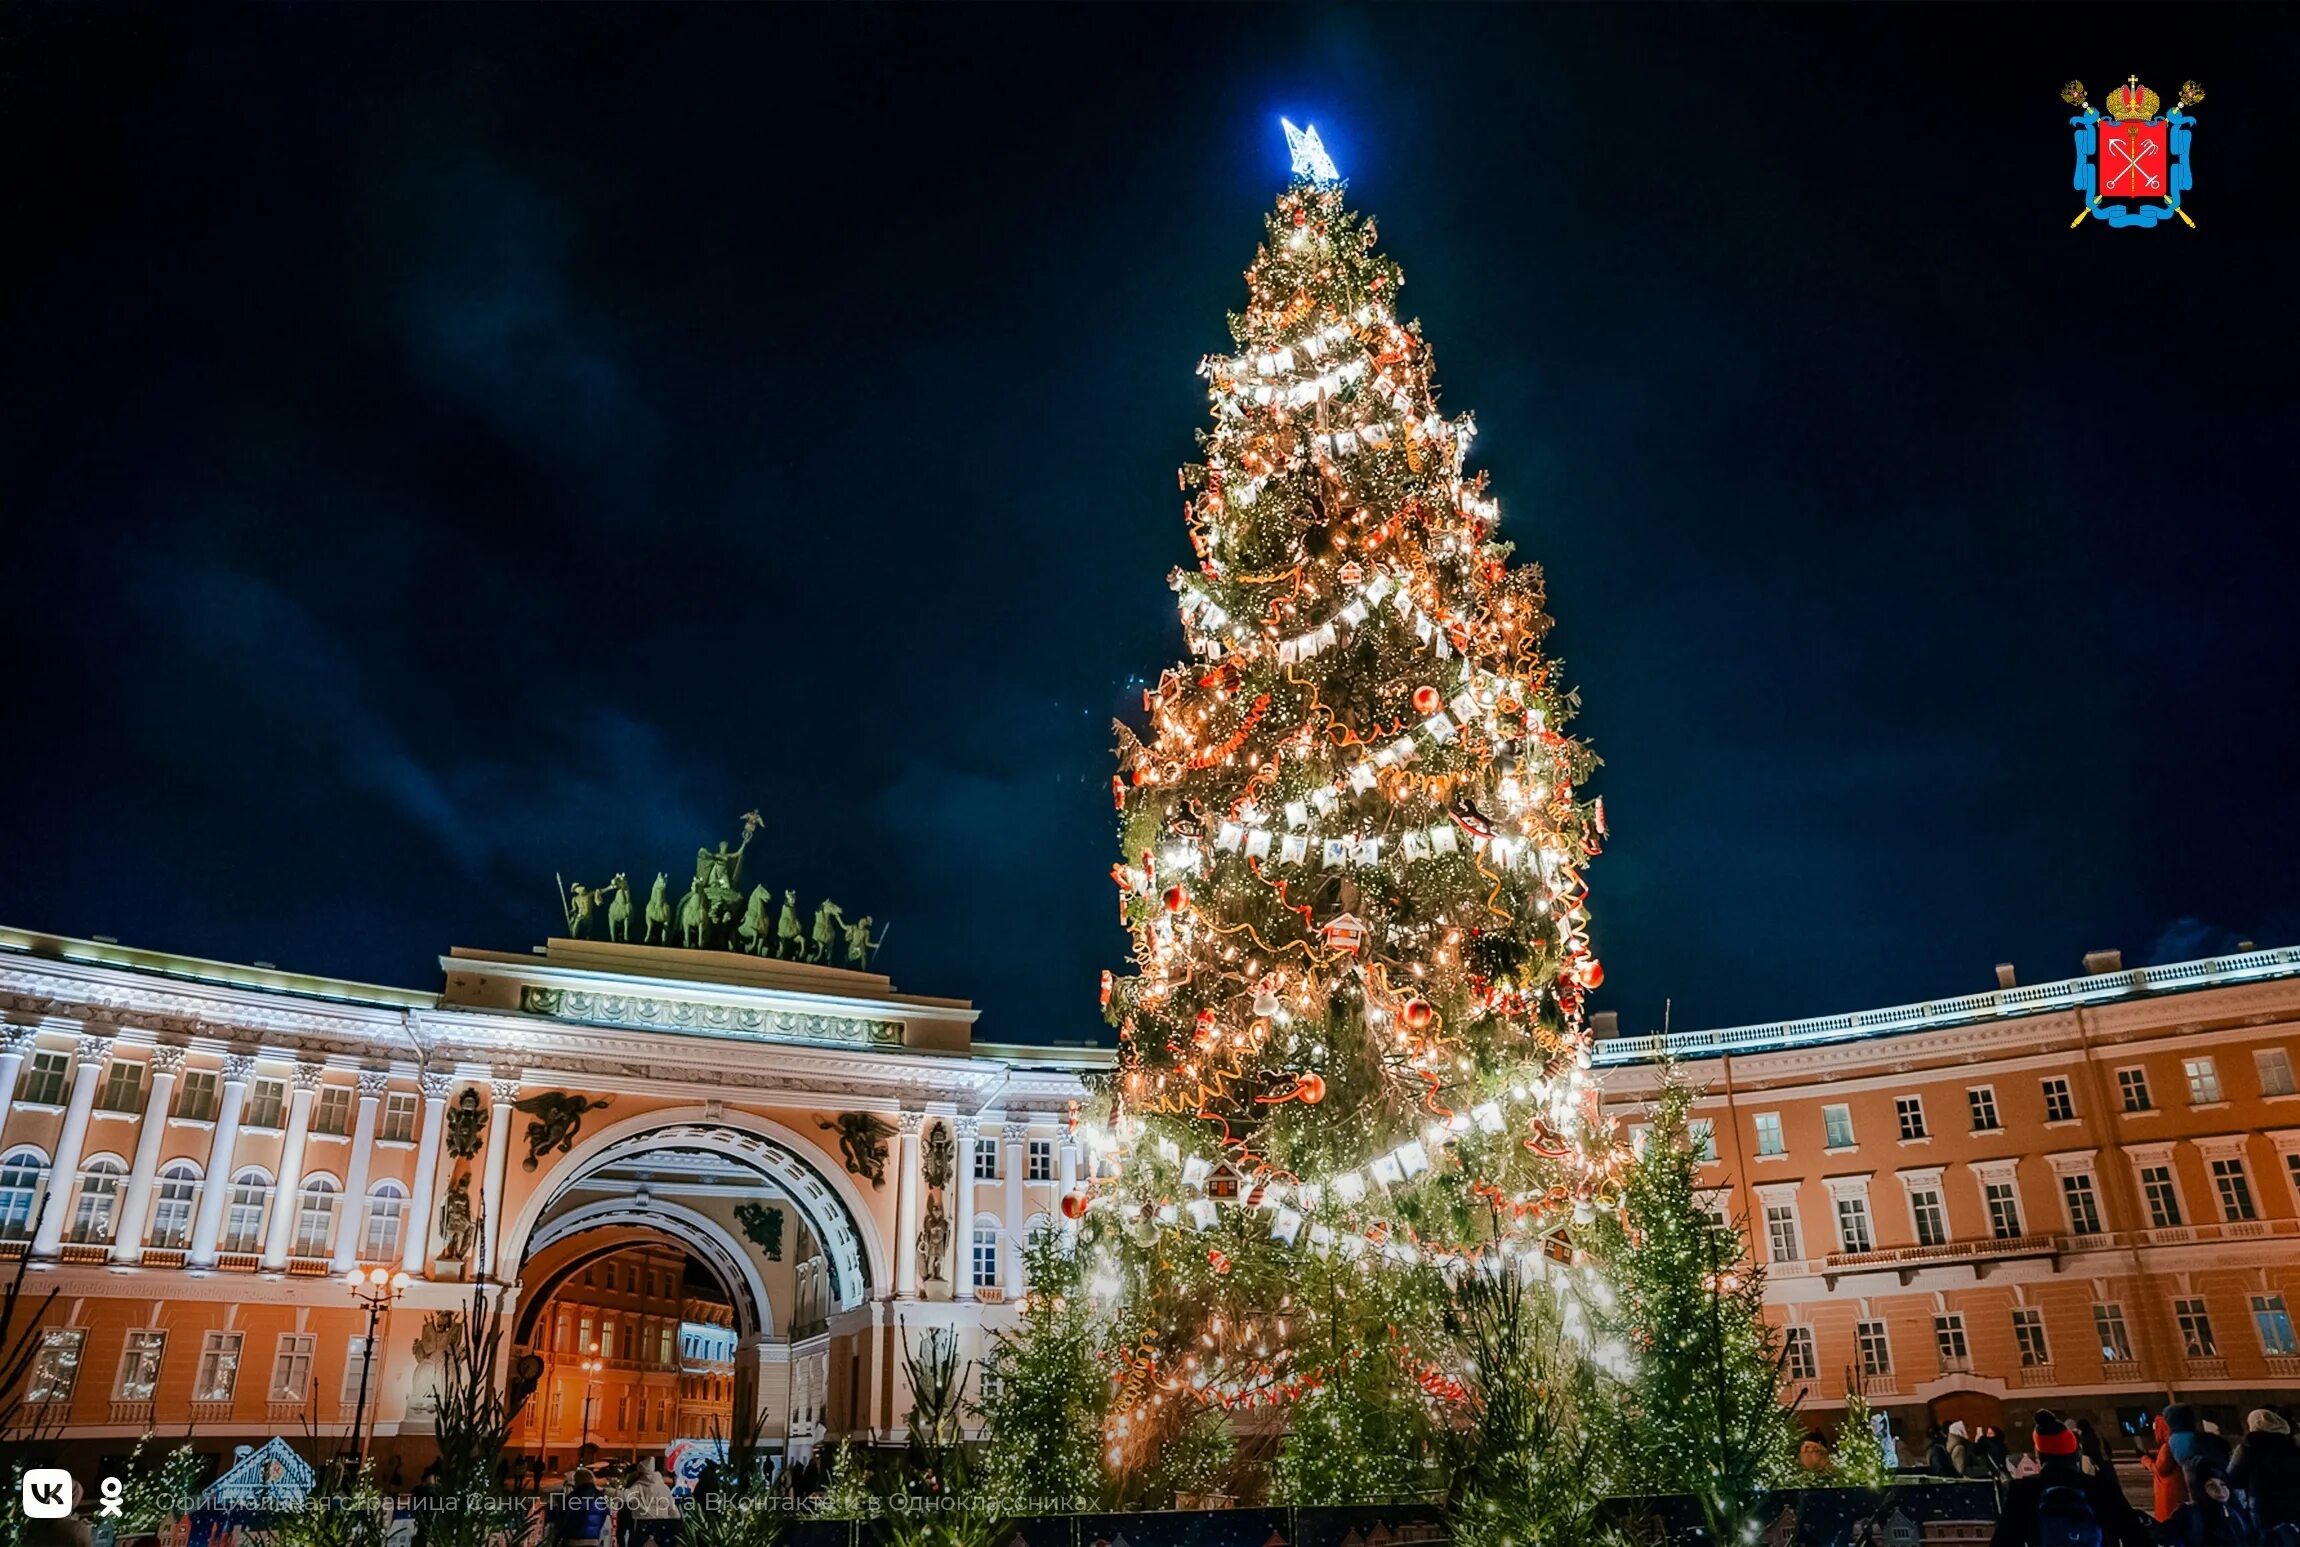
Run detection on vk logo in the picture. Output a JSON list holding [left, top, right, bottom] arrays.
[[22, 1470, 73, 1519]]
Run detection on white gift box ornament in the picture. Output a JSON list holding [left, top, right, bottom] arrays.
[[1472, 1102, 1505, 1134], [1312, 786, 1340, 815], [1216, 822, 1244, 853], [1322, 838, 1351, 869], [1158, 1137, 1181, 1161], [1396, 1141, 1432, 1177], [1370, 1154, 1405, 1188], [1354, 837, 1381, 867], [1280, 834, 1309, 864], [1339, 600, 1369, 627], [1332, 1171, 1367, 1205], [1284, 801, 1309, 829], [1156, 1203, 1179, 1225], [1297, 1182, 1323, 1210], [1424, 713, 1457, 743], [1349, 763, 1377, 793], [1451, 690, 1480, 722], [1430, 823, 1459, 854], [1245, 829, 1273, 860], [1309, 1223, 1335, 1255], [1402, 830, 1429, 861], [1187, 1198, 1220, 1230], [1271, 1207, 1305, 1245], [1182, 1156, 1211, 1188]]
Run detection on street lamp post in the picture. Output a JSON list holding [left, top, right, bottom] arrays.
[[578, 1349, 604, 1455], [345, 1265, 412, 1465]]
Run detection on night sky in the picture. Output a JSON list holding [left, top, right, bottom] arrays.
[[7, 6, 2297, 1046]]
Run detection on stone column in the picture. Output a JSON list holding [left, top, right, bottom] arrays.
[[0, 1027, 33, 1140], [477, 1074, 520, 1281], [330, 1071, 389, 1271], [1003, 1124, 1026, 1297], [892, 1111, 923, 1299], [31, 1034, 113, 1258], [110, 1044, 187, 1264], [404, 1071, 451, 1274], [952, 1116, 979, 1301], [1055, 1130, 1079, 1248], [187, 1054, 254, 1268], [260, 1062, 327, 1268]]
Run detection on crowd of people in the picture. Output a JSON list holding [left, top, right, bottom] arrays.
[[1934, 1406, 2298, 1547], [537, 1456, 687, 1547]]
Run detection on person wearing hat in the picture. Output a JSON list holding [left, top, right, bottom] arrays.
[[1991, 1411, 2151, 1547], [2229, 1409, 2300, 1542], [2151, 1412, 2196, 1523]]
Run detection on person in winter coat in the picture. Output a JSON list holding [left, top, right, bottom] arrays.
[[2076, 1418, 2119, 1482], [2230, 1409, 2300, 1541], [619, 1458, 680, 1547], [1945, 1420, 1978, 1478], [1980, 1427, 2014, 1480], [2166, 1456, 2253, 1547], [1991, 1412, 2153, 1547], [2151, 1414, 2195, 1523]]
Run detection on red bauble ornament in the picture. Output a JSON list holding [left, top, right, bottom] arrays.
[[1208, 1248, 1232, 1273], [1297, 1072, 1327, 1105], [1060, 1190, 1089, 1220], [1581, 958, 1605, 989], [1163, 885, 1186, 912], [1411, 685, 1441, 716], [1401, 998, 1434, 1031]]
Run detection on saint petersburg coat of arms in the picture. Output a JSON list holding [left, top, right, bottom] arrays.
[[2063, 76, 2205, 227]]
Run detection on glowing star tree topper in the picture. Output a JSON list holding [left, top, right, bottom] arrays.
[[1281, 118, 1341, 183]]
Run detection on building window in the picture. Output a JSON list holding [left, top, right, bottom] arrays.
[[1822, 1105, 1855, 1149], [1835, 1195, 1874, 1253], [2173, 1298, 2217, 1359], [1688, 1119, 1717, 1164], [342, 1336, 373, 1403], [293, 1179, 338, 1256], [0, 1148, 48, 1239], [1967, 1087, 2000, 1132], [2252, 1295, 2297, 1357], [312, 1086, 353, 1136], [221, 1168, 272, 1252], [972, 1225, 999, 1288], [69, 1156, 127, 1243], [176, 1069, 219, 1122], [2060, 1172, 2103, 1235], [1895, 1096, 1927, 1140], [1027, 1139, 1053, 1181], [1764, 1202, 1802, 1264], [151, 1163, 202, 1249], [1908, 1185, 1948, 1248], [2118, 1067, 2153, 1113], [1933, 1314, 1970, 1371], [272, 1333, 315, 1402], [28, 1328, 86, 1404], [2184, 1058, 2224, 1105], [363, 1183, 406, 1260], [245, 1078, 286, 1129], [20, 1051, 70, 1106], [1856, 1320, 1892, 1376], [2041, 1077, 2076, 1123], [2139, 1164, 2182, 1228], [1753, 1113, 1785, 1157], [116, 1329, 166, 1402], [2093, 1303, 2133, 1362], [98, 1060, 144, 1114], [1984, 1179, 2024, 1239], [2209, 1157, 2258, 1222], [2012, 1308, 2050, 1367], [194, 1331, 243, 1402], [973, 1138, 999, 1180], [1782, 1325, 1817, 1381], [380, 1091, 418, 1142], [2256, 1048, 2297, 1099]]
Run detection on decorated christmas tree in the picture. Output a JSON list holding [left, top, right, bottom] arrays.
[[1083, 122, 1623, 1476]]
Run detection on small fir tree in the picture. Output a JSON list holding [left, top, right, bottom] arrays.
[[974, 1228, 1111, 1512], [1596, 1081, 1799, 1537]]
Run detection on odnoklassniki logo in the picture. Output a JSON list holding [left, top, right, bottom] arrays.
[[2063, 76, 2205, 228]]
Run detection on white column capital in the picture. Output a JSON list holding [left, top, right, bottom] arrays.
[[291, 1061, 329, 1093], [952, 1114, 979, 1140], [1, 1026, 35, 1055], [147, 1043, 190, 1075], [896, 1109, 927, 1137], [420, 1069, 455, 1098], [75, 1033, 116, 1066], [490, 1076, 524, 1105], [220, 1052, 258, 1085], [357, 1069, 393, 1098]]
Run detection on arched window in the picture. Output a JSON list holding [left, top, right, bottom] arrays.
[[150, 1162, 203, 1249], [293, 1176, 339, 1256], [971, 1216, 1000, 1289], [0, 1147, 51, 1240], [363, 1181, 406, 1261], [68, 1155, 128, 1244], [221, 1167, 273, 1253]]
